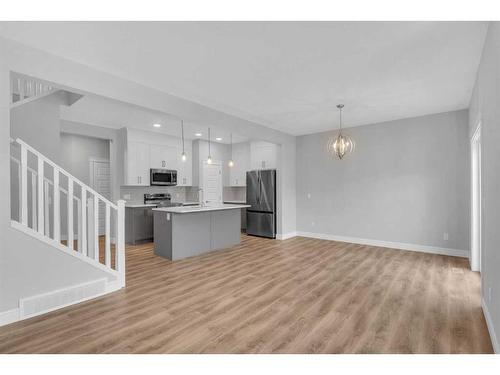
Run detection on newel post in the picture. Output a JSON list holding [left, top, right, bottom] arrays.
[[116, 199, 126, 288]]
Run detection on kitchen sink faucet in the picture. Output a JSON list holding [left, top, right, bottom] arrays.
[[198, 188, 205, 207]]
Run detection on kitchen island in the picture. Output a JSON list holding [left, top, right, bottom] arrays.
[[153, 204, 250, 261]]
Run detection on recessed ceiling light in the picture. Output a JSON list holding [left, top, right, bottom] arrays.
[[153, 123, 161, 128], [195, 133, 203, 137], [216, 137, 222, 141]]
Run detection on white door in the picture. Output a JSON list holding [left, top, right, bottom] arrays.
[[202, 162, 222, 205], [471, 125, 482, 272], [90, 160, 111, 235]]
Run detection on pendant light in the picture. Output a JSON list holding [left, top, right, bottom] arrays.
[[180, 120, 187, 162], [329, 104, 354, 160], [207, 127, 212, 164], [228, 133, 234, 167]]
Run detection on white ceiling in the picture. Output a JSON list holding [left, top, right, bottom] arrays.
[[60, 94, 249, 144], [0, 22, 488, 135]]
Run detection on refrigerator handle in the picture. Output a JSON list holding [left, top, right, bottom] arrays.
[[258, 173, 261, 205]]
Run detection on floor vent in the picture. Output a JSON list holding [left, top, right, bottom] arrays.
[[19, 278, 107, 319]]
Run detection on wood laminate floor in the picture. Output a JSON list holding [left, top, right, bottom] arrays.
[[0, 235, 493, 353]]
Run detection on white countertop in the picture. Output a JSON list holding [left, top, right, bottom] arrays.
[[223, 200, 247, 204], [178, 201, 199, 206], [153, 204, 251, 214], [125, 203, 157, 208], [125, 201, 201, 208]]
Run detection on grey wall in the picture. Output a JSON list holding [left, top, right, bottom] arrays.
[[296, 110, 470, 251], [469, 22, 500, 350]]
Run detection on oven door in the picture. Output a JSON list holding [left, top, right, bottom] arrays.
[[150, 169, 176, 186]]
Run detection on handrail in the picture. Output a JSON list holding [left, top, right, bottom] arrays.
[[10, 154, 81, 202], [11, 74, 55, 106], [14, 138, 117, 210], [10, 138, 125, 288]]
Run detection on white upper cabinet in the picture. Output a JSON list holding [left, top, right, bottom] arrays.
[[125, 141, 150, 186], [229, 142, 250, 187], [250, 141, 278, 170], [150, 144, 178, 170], [123, 128, 193, 186]]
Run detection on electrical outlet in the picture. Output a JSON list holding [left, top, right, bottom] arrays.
[[311, 221, 315, 227], [307, 193, 311, 199], [488, 286, 492, 303], [123, 194, 131, 200], [443, 232, 449, 241]]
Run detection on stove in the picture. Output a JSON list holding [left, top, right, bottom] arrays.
[[144, 193, 181, 207]]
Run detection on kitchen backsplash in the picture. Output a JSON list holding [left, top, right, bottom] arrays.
[[121, 186, 188, 204], [122, 185, 246, 204], [223, 187, 246, 202], [185, 186, 246, 203]]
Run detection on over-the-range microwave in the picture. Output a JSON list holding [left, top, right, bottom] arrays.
[[150, 168, 177, 186]]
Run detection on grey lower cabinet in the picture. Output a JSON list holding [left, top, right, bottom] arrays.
[[154, 209, 241, 261], [125, 207, 154, 244], [223, 202, 246, 230]]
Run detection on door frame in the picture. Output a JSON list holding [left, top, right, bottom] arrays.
[[202, 160, 223, 204], [470, 123, 482, 272], [89, 157, 111, 189]]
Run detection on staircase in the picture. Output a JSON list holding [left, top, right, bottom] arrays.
[[10, 138, 126, 289]]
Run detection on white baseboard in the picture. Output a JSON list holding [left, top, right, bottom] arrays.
[[0, 279, 123, 328], [276, 231, 297, 240], [0, 308, 20, 326], [295, 231, 468, 258], [482, 297, 499, 354]]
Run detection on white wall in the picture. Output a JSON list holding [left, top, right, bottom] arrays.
[[1, 59, 115, 313], [10, 91, 65, 161], [296, 110, 470, 252], [0, 36, 296, 314], [60, 132, 109, 184], [468, 22, 500, 352]]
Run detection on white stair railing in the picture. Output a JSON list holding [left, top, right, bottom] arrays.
[[10, 138, 125, 287], [10, 74, 56, 106]]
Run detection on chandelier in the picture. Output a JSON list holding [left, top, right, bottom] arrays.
[[328, 104, 354, 160]]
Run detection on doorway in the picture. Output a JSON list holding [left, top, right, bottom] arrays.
[[471, 124, 481, 272]]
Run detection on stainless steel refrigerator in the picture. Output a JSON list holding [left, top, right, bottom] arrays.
[[246, 169, 276, 238]]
